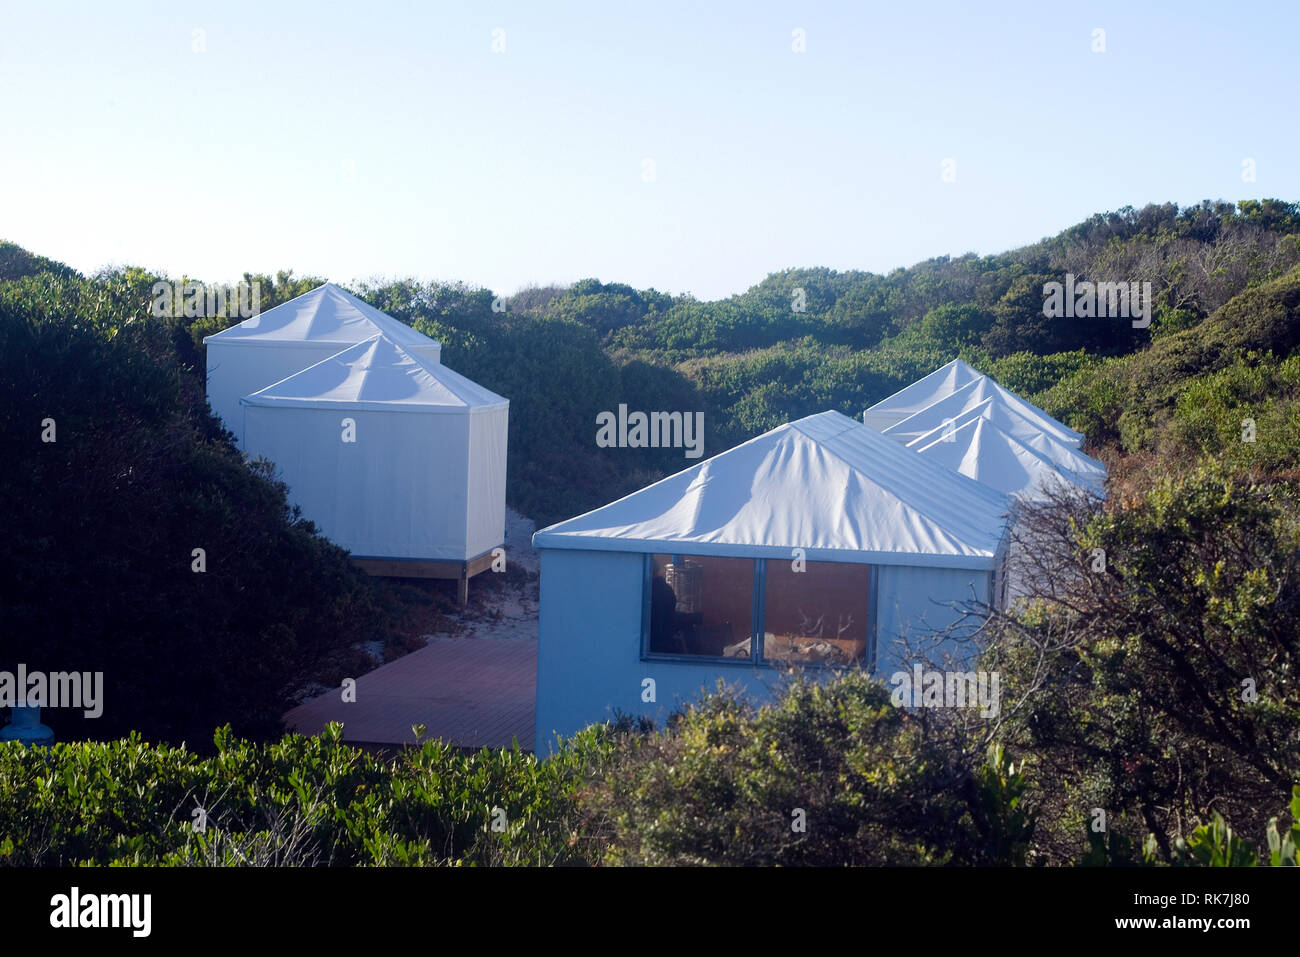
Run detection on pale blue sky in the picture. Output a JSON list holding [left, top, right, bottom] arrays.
[[1, 1, 1295, 300]]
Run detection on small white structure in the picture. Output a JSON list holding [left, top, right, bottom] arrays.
[[532, 410, 1011, 751], [241, 335, 508, 566], [204, 282, 441, 445]]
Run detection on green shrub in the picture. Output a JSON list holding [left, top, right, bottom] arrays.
[[579, 673, 1031, 866], [1165, 786, 1300, 866], [0, 722, 616, 867], [990, 464, 1300, 863], [0, 296, 380, 744]]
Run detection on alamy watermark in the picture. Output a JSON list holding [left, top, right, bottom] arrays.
[[890, 665, 1000, 718], [150, 280, 261, 319], [596, 404, 704, 459], [0, 665, 103, 718], [1042, 273, 1151, 328], [50, 887, 150, 937]]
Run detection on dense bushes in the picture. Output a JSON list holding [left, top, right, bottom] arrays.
[[1033, 264, 1300, 453], [0, 241, 79, 282], [584, 676, 1027, 866], [0, 295, 381, 745], [0, 723, 615, 866], [0, 685, 1040, 867], [1168, 353, 1300, 474], [988, 465, 1300, 864], [2, 662, 1290, 866]]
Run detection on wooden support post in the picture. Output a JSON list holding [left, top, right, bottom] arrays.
[[457, 563, 470, 607]]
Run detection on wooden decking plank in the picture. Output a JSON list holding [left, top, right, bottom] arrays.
[[283, 637, 537, 750]]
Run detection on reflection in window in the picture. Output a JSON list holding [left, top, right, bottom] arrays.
[[761, 560, 870, 666], [648, 554, 753, 657]]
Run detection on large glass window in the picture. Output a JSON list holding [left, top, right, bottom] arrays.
[[644, 554, 875, 666], [760, 560, 871, 666], [647, 554, 754, 657]]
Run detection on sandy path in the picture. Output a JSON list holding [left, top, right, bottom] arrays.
[[435, 507, 540, 643]]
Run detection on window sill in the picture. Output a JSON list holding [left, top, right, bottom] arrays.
[[639, 652, 872, 671]]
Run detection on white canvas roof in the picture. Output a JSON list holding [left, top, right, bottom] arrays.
[[204, 281, 439, 352], [880, 374, 1084, 448], [1016, 428, 1106, 479], [239, 334, 508, 562], [906, 396, 1107, 480], [913, 416, 1102, 502], [860, 358, 985, 432], [534, 410, 1010, 569], [241, 335, 506, 414], [203, 282, 443, 439]]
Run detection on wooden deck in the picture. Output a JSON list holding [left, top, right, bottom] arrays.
[[284, 638, 537, 750]]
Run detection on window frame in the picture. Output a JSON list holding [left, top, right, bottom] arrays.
[[639, 553, 879, 671]]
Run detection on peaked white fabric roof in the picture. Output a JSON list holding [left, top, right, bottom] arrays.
[[1016, 428, 1106, 479], [203, 281, 439, 350], [879, 373, 1084, 448], [240, 335, 506, 414], [905, 396, 1107, 480], [861, 359, 985, 432], [534, 410, 1010, 569], [913, 416, 1102, 502]]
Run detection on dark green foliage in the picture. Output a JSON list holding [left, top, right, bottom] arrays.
[[0, 722, 616, 866], [906, 303, 997, 350], [681, 339, 954, 444], [538, 278, 674, 339], [1035, 263, 1300, 452], [968, 744, 1037, 866], [1162, 787, 1300, 866], [984, 350, 1100, 399], [0, 294, 379, 745], [989, 465, 1300, 863], [579, 674, 1036, 866], [1167, 353, 1300, 474], [0, 240, 79, 282]]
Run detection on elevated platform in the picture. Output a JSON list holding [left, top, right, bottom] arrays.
[[351, 547, 500, 605]]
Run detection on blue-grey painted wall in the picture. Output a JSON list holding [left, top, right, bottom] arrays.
[[533, 547, 993, 754], [876, 564, 993, 675]]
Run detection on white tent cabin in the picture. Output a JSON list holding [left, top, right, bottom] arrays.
[[204, 282, 441, 446], [876, 368, 1085, 449], [912, 415, 1103, 503], [869, 361, 1108, 610], [240, 334, 507, 603], [905, 396, 1107, 488], [531, 410, 1012, 752]]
